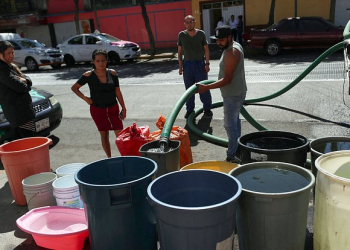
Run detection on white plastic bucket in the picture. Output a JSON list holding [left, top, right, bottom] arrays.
[[55, 163, 86, 178], [52, 175, 83, 208], [314, 150, 350, 250], [22, 172, 57, 210]]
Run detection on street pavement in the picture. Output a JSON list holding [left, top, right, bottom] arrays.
[[0, 46, 349, 249]]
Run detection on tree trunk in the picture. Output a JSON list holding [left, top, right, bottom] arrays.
[[329, 0, 336, 23], [267, 0, 276, 27], [139, 0, 156, 55], [73, 0, 80, 34]]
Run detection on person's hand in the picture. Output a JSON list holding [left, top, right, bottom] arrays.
[[119, 109, 126, 120], [84, 96, 93, 105], [205, 64, 210, 73], [14, 76, 27, 84], [179, 67, 183, 75], [196, 83, 208, 94]]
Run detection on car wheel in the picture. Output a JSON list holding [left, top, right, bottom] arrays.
[[108, 52, 120, 65], [25, 57, 39, 71], [265, 40, 281, 56], [64, 55, 75, 67], [51, 64, 62, 69]]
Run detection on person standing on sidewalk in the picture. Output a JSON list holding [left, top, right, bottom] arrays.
[[178, 15, 212, 119], [71, 49, 127, 158], [0, 41, 35, 140], [228, 15, 238, 41], [237, 15, 244, 45], [196, 26, 247, 163]]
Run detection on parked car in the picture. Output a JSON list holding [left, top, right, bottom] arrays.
[[247, 16, 344, 56], [0, 33, 21, 41], [57, 31, 141, 66], [0, 87, 63, 144], [7, 38, 64, 70]]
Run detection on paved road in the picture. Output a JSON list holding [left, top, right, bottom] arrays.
[[0, 48, 349, 249]]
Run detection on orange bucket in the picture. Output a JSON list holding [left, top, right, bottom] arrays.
[[0, 137, 52, 205], [180, 161, 239, 174]]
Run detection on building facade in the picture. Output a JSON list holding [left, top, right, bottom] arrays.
[[0, 0, 348, 49]]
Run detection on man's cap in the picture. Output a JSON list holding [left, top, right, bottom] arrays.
[[210, 25, 231, 39]]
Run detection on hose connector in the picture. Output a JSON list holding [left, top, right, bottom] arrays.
[[159, 137, 169, 149]]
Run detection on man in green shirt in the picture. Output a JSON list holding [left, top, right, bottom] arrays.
[[178, 15, 212, 119]]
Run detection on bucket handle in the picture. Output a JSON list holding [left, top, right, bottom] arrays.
[[109, 186, 133, 209], [26, 191, 40, 208]]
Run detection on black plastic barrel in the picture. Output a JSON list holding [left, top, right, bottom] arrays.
[[310, 136, 350, 178], [147, 169, 242, 250], [139, 140, 180, 177], [238, 130, 309, 167], [75, 157, 157, 250]]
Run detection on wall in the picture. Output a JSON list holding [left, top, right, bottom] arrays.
[[47, 1, 191, 49], [245, 0, 331, 29]]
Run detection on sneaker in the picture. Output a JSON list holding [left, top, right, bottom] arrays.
[[204, 110, 213, 117], [184, 110, 194, 119], [225, 157, 241, 164]]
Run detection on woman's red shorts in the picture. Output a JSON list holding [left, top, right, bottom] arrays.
[[90, 103, 123, 131]]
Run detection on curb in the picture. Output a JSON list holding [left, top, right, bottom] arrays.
[[139, 53, 177, 59]]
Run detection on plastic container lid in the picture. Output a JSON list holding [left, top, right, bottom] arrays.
[[16, 206, 89, 250]]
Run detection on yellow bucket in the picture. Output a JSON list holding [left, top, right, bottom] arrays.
[[180, 161, 239, 174]]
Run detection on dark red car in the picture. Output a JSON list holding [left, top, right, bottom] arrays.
[[247, 16, 344, 56]]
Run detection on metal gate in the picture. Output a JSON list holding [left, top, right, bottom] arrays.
[[202, 1, 244, 43]]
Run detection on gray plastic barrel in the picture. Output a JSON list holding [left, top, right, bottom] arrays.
[[75, 157, 157, 250], [230, 162, 315, 250], [139, 140, 180, 177], [238, 130, 309, 167], [147, 169, 242, 250]]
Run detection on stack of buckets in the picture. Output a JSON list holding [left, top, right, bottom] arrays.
[[0, 137, 53, 207], [20, 162, 86, 210], [0, 136, 86, 210]]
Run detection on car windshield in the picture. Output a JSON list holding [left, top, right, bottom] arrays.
[[16, 39, 45, 48], [97, 33, 121, 42]]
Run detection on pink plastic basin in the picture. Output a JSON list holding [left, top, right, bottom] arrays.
[[16, 206, 89, 250]]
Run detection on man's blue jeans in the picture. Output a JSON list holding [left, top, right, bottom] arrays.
[[183, 60, 212, 111], [223, 94, 246, 159]]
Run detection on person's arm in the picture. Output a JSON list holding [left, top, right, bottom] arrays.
[[196, 48, 241, 93], [71, 72, 92, 105], [115, 87, 126, 119], [0, 68, 30, 93], [178, 45, 183, 75], [204, 44, 210, 73], [110, 69, 126, 119]]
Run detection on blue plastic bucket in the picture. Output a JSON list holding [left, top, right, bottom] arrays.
[[75, 156, 157, 250], [147, 169, 242, 250]]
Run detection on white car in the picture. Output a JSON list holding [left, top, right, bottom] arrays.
[[8, 39, 64, 71], [57, 31, 141, 66]]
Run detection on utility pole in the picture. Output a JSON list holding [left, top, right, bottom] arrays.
[[92, 0, 100, 31]]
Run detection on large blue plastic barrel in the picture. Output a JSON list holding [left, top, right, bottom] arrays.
[[147, 169, 242, 250], [75, 156, 157, 250]]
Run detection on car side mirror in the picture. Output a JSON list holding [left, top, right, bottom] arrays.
[[96, 41, 102, 45], [343, 39, 350, 94]]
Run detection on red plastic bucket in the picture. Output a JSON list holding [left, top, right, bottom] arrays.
[[0, 137, 52, 205]]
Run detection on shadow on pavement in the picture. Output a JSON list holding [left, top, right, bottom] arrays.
[[186, 114, 213, 147], [247, 103, 350, 128], [0, 182, 28, 234]]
